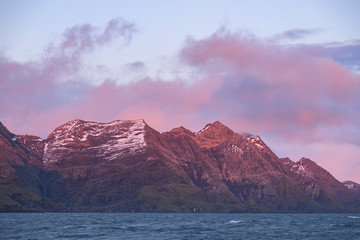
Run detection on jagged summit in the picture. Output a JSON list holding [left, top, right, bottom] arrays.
[[169, 126, 196, 137], [283, 157, 328, 178], [195, 121, 236, 148], [197, 120, 233, 137], [197, 121, 232, 135]]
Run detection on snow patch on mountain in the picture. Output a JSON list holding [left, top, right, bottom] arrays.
[[228, 144, 244, 156], [245, 135, 264, 149], [197, 123, 212, 135], [342, 180, 360, 191], [290, 159, 314, 177]]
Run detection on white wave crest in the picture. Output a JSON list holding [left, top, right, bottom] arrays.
[[229, 220, 242, 224]]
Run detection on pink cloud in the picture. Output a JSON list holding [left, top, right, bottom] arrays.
[[180, 31, 360, 143]]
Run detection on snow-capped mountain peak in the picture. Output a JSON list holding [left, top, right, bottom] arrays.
[[43, 119, 147, 165]]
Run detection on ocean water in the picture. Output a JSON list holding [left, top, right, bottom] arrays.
[[0, 213, 359, 240]]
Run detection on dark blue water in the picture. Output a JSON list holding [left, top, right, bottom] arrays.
[[0, 213, 359, 239]]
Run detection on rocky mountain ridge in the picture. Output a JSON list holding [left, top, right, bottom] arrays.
[[0, 119, 359, 212]]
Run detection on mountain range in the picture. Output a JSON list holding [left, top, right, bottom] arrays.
[[0, 119, 359, 213]]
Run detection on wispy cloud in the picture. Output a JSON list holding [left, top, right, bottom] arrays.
[[275, 28, 322, 40], [126, 61, 146, 72]]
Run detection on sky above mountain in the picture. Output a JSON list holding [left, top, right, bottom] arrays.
[[1, 0, 359, 182]]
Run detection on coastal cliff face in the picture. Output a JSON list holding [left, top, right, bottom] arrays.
[[0, 120, 359, 212]]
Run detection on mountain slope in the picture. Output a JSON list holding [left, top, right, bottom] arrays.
[[161, 121, 321, 212], [280, 157, 359, 211], [0, 122, 62, 212]]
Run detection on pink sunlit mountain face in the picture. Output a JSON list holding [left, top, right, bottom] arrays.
[[0, 119, 359, 213]]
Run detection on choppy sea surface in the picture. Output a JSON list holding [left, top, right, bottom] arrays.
[[0, 213, 359, 240]]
